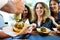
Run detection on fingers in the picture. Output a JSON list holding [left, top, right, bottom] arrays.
[[31, 23, 36, 28]]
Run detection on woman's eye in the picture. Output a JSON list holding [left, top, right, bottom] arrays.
[[36, 7, 43, 9], [40, 7, 43, 9]]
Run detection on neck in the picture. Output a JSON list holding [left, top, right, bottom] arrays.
[[37, 16, 43, 26], [22, 17, 27, 22], [54, 11, 58, 14], [53, 11, 58, 18], [37, 16, 42, 22], [22, 17, 27, 20]]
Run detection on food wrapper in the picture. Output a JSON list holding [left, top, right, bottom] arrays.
[[2, 23, 30, 37]]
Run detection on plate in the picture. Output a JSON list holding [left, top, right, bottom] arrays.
[[53, 28, 60, 34], [53, 28, 57, 31], [36, 28, 51, 34]]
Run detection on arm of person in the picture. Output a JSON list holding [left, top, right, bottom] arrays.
[[0, 30, 10, 38], [48, 16, 60, 28], [17, 23, 30, 35], [18, 23, 36, 35], [42, 18, 52, 30], [30, 23, 37, 34], [0, 14, 10, 38]]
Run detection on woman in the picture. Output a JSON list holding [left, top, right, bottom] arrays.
[[28, 2, 60, 40], [33, 2, 52, 29], [21, 5, 32, 23], [19, 5, 32, 39], [49, 0, 59, 18], [49, 0, 60, 28]]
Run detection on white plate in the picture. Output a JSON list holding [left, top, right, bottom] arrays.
[[53, 28, 60, 33], [36, 28, 51, 33], [53, 28, 57, 31]]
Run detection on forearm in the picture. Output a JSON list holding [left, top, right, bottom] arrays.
[[52, 19, 59, 27], [0, 30, 10, 38], [49, 16, 60, 28]]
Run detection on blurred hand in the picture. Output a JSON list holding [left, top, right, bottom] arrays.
[[57, 25, 60, 28], [23, 23, 36, 34], [30, 23, 36, 28]]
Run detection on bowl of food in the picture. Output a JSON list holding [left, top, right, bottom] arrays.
[[13, 21, 24, 33], [36, 26, 51, 35]]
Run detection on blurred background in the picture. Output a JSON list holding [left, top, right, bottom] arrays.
[[24, 0, 50, 8]]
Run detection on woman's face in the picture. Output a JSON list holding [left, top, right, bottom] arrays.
[[50, 0, 58, 12], [22, 7, 28, 17], [35, 3, 44, 16]]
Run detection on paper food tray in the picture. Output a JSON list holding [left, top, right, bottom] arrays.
[[2, 23, 30, 37]]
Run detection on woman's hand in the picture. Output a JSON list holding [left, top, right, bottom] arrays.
[[23, 23, 36, 34], [30, 23, 36, 28], [57, 25, 60, 28]]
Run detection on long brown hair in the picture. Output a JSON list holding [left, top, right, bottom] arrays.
[[33, 2, 50, 22], [22, 5, 32, 21]]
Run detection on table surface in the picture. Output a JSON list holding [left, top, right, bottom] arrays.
[[28, 31, 60, 40], [1, 29, 60, 40]]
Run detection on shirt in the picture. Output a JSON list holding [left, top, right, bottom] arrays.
[[0, 14, 5, 29], [0, 11, 21, 26]]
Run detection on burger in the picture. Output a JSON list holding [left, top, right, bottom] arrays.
[[13, 22, 24, 33]]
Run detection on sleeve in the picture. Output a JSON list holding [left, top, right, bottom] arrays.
[[42, 18, 52, 30], [0, 14, 6, 29]]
